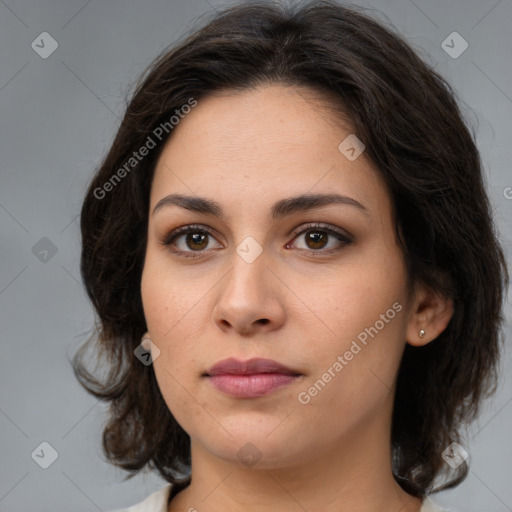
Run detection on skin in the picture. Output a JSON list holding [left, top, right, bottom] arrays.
[[140, 84, 454, 512]]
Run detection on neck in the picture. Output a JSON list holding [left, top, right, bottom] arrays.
[[168, 397, 422, 512]]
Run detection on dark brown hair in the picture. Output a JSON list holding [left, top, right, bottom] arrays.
[[73, 0, 509, 497]]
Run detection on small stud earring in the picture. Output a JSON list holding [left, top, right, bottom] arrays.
[[419, 329, 425, 338]]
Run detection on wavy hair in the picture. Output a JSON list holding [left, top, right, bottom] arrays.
[[73, 0, 509, 497]]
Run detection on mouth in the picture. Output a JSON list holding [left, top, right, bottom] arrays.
[[203, 357, 303, 398]]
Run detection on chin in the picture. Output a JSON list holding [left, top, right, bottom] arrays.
[[196, 421, 311, 470]]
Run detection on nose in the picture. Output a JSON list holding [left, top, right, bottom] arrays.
[[212, 250, 286, 336]]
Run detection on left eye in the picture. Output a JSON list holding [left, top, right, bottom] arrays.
[[288, 225, 352, 252]]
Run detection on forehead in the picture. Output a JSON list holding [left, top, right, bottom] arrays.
[[150, 84, 391, 219]]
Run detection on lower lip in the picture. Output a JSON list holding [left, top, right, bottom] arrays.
[[207, 373, 299, 398]]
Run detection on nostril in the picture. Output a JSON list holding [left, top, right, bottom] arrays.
[[258, 318, 270, 325]]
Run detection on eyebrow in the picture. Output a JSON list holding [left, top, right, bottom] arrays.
[[152, 193, 369, 219]]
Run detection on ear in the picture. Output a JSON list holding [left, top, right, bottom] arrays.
[[406, 282, 454, 347]]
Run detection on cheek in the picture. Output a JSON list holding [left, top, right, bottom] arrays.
[[140, 249, 212, 390], [300, 246, 408, 400], [141, 266, 205, 431], [296, 286, 406, 438], [141, 249, 203, 340], [312, 244, 407, 340]]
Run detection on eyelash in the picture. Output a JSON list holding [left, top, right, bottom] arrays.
[[160, 223, 353, 258]]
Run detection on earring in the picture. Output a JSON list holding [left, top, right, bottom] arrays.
[[419, 329, 425, 338]]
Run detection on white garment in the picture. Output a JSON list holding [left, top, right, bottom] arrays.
[[109, 483, 453, 512]]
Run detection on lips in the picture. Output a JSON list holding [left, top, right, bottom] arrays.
[[204, 358, 302, 398], [205, 357, 300, 377]]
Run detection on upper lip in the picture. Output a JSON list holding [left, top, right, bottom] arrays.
[[205, 357, 301, 376]]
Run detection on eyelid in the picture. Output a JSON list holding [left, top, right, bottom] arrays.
[[159, 223, 220, 246]]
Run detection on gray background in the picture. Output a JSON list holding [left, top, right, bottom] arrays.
[[0, 0, 511, 511]]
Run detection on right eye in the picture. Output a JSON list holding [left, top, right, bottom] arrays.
[[161, 224, 223, 257]]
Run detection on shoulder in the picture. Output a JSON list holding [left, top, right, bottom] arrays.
[[421, 497, 456, 512], [107, 484, 172, 512]]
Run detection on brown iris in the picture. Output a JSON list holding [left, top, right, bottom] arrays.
[[187, 232, 208, 250], [305, 230, 328, 249]]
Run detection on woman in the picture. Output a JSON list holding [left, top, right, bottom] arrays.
[[73, 2, 509, 511]]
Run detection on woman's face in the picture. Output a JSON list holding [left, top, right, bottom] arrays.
[[141, 84, 416, 469]]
